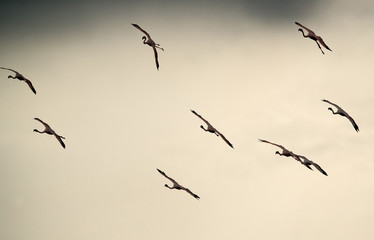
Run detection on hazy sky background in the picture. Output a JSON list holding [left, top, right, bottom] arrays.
[[1, 0, 374, 240]]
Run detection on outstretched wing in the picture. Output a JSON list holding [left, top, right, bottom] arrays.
[[216, 130, 234, 148], [131, 23, 151, 39], [258, 139, 286, 151], [152, 46, 159, 70], [157, 168, 178, 185], [0, 67, 19, 74], [344, 113, 359, 132], [54, 134, 66, 149], [318, 37, 332, 51], [34, 118, 50, 128], [322, 99, 340, 109], [190, 109, 211, 126], [183, 188, 200, 200], [295, 22, 315, 34], [25, 79, 36, 94], [312, 162, 328, 176]]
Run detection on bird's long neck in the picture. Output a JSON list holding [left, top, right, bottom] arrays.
[[200, 125, 208, 132], [328, 108, 336, 114], [299, 29, 307, 38], [8, 75, 16, 79], [165, 184, 173, 189], [142, 36, 147, 44], [33, 129, 45, 134]]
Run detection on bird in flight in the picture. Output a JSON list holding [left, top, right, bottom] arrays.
[[322, 99, 359, 132], [0, 67, 36, 94], [33, 118, 66, 148], [132, 23, 164, 70], [191, 110, 234, 148], [295, 22, 332, 54], [157, 169, 200, 200], [258, 139, 307, 167], [297, 155, 328, 176]]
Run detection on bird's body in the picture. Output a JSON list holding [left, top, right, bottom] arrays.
[[132, 23, 163, 70], [322, 99, 359, 132], [297, 155, 328, 176], [295, 22, 331, 54], [0, 67, 36, 94], [191, 109, 234, 148], [157, 169, 200, 199], [33, 118, 65, 148]]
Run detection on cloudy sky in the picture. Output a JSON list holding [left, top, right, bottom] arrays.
[[1, 0, 374, 239]]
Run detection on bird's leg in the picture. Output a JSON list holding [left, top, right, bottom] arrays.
[[316, 41, 324, 54], [155, 45, 164, 51], [214, 132, 219, 136]]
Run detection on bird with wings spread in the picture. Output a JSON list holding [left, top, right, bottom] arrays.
[[191, 109, 234, 148], [258, 139, 311, 168], [322, 99, 359, 132], [0, 67, 36, 94], [295, 22, 332, 54], [157, 169, 200, 200], [33, 118, 66, 148], [132, 24, 164, 70]]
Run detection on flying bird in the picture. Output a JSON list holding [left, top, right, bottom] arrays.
[[157, 168, 200, 200], [132, 23, 164, 70], [0, 67, 36, 94], [295, 22, 332, 54], [297, 155, 328, 176], [33, 118, 66, 148], [322, 99, 359, 132], [258, 139, 307, 166], [191, 109, 234, 148]]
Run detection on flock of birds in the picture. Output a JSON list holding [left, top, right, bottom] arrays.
[[1, 22, 360, 200]]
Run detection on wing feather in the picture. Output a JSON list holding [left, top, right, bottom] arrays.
[[25, 79, 36, 94], [34, 118, 50, 128], [216, 130, 234, 148], [295, 22, 315, 34], [190, 109, 211, 126], [157, 168, 178, 185], [152, 46, 159, 70], [132, 23, 151, 39], [54, 134, 65, 148], [0, 67, 18, 74], [258, 139, 286, 150]]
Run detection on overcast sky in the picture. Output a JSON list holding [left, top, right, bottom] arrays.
[[1, 1, 374, 240]]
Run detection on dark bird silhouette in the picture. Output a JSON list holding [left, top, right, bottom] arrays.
[[258, 139, 309, 167], [297, 155, 328, 176], [157, 169, 200, 200], [322, 99, 359, 132], [295, 22, 332, 54], [132, 23, 164, 70], [0, 67, 36, 94], [33, 118, 65, 148], [191, 109, 234, 148]]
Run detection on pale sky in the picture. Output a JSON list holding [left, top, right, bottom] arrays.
[[1, 0, 374, 240]]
